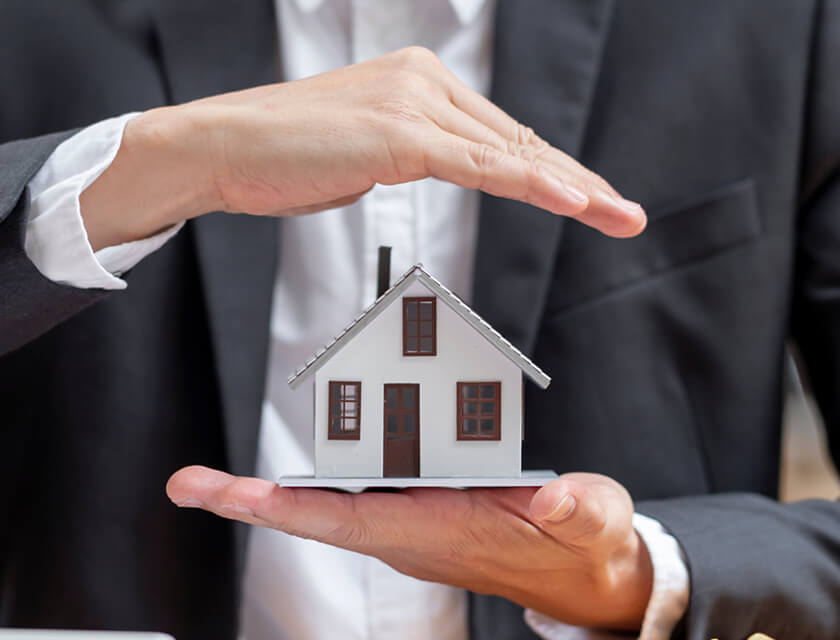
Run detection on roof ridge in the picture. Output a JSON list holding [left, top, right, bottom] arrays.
[[412, 269, 550, 389], [286, 265, 422, 386], [287, 263, 551, 390]]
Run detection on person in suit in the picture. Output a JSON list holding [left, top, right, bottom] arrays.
[[1, 1, 839, 639]]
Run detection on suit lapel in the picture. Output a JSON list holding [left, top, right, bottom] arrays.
[[472, 0, 615, 356], [152, 0, 278, 481]]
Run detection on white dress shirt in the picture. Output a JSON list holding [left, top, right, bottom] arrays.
[[22, 1, 689, 638]]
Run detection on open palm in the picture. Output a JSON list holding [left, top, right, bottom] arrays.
[[167, 466, 652, 629]]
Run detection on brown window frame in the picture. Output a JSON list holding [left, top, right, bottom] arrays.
[[328, 381, 361, 440], [403, 297, 437, 356], [457, 382, 501, 441]]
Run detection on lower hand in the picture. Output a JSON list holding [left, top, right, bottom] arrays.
[[81, 46, 646, 250], [166, 468, 653, 630]]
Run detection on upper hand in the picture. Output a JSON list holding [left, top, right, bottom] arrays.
[[166, 467, 653, 630], [81, 47, 645, 250]]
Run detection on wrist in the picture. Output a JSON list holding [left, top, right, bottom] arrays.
[[80, 105, 217, 250]]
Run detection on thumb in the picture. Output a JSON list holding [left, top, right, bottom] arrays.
[[528, 473, 633, 547]]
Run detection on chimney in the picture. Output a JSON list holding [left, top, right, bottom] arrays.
[[377, 246, 392, 298]]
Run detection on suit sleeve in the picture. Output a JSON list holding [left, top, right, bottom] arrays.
[[637, 3, 840, 638], [0, 131, 109, 355], [635, 495, 840, 639]]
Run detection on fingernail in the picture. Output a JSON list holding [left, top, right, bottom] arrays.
[[608, 193, 644, 215], [541, 494, 576, 522], [223, 504, 254, 516], [564, 184, 589, 206], [174, 497, 204, 508]]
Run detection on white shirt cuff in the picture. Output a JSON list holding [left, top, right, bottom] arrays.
[[24, 111, 183, 290], [524, 513, 690, 640]]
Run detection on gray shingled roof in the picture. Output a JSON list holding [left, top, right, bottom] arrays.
[[287, 265, 551, 390]]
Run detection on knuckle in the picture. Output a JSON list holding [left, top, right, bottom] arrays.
[[381, 48, 447, 106], [505, 138, 538, 165], [385, 69, 421, 99], [217, 482, 249, 512], [529, 159, 547, 181], [592, 173, 617, 194], [516, 124, 548, 162], [521, 159, 545, 200], [515, 123, 539, 148], [377, 73, 436, 125], [396, 45, 440, 69], [503, 138, 521, 159], [387, 67, 439, 103], [571, 164, 614, 195], [577, 506, 609, 540], [473, 143, 502, 173], [377, 98, 427, 125]]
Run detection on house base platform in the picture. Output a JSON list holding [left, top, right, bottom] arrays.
[[278, 470, 559, 490]]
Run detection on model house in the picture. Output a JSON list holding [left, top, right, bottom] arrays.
[[287, 260, 551, 480]]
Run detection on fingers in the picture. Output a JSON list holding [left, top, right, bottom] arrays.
[[166, 466, 634, 573], [435, 104, 593, 193], [528, 473, 634, 548], [167, 466, 500, 564], [166, 465, 425, 552], [430, 106, 646, 237], [430, 76, 646, 237], [167, 465, 355, 540], [424, 131, 586, 210], [423, 132, 645, 237], [445, 74, 623, 199], [575, 190, 648, 238]]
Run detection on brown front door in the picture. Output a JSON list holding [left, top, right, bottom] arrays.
[[383, 384, 420, 477]]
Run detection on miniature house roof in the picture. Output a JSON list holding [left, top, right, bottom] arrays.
[[287, 265, 551, 390]]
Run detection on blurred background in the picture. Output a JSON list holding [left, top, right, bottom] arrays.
[[780, 354, 840, 502]]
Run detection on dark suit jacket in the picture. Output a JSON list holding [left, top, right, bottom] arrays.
[[2, 1, 839, 638]]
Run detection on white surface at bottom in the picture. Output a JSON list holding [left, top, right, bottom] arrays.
[[278, 470, 558, 489], [0, 633, 173, 640]]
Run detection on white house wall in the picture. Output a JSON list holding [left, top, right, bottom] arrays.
[[313, 280, 522, 478]]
